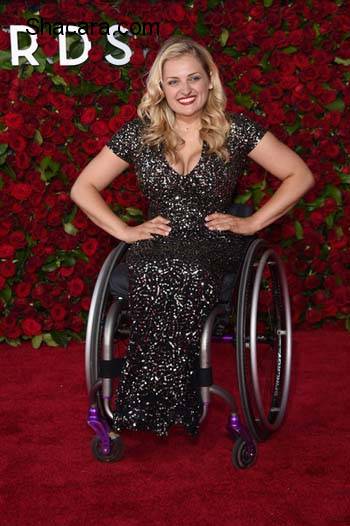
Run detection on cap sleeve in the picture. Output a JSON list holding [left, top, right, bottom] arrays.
[[228, 112, 267, 157], [106, 118, 142, 164]]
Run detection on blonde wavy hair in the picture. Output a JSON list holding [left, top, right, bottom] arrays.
[[137, 36, 231, 163]]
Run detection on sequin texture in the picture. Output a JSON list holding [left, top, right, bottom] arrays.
[[106, 112, 266, 437]]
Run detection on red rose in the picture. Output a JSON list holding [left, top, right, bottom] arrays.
[[321, 299, 337, 317], [91, 120, 109, 136], [68, 277, 85, 297], [8, 135, 27, 152], [32, 283, 45, 299], [0, 276, 5, 290], [9, 231, 26, 249], [82, 238, 99, 257], [309, 210, 324, 227], [0, 30, 9, 50], [21, 318, 42, 336], [306, 308, 323, 324], [50, 304, 67, 321], [130, 48, 144, 66], [0, 244, 15, 258], [37, 33, 58, 55], [13, 152, 31, 170], [82, 138, 100, 155], [4, 112, 24, 129], [60, 266, 75, 277], [0, 261, 16, 277], [88, 45, 104, 63], [81, 107, 97, 125], [118, 105, 136, 121], [81, 296, 91, 311], [14, 282, 31, 298], [71, 315, 84, 332]]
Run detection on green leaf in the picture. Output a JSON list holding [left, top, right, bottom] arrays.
[[196, 12, 208, 37], [345, 317, 350, 332], [39, 156, 60, 182], [234, 191, 252, 204], [325, 214, 334, 229], [61, 254, 76, 266], [0, 143, 8, 155], [325, 184, 342, 205], [64, 222, 78, 235], [219, 29, 229, 47], [0, 50, 12, 64], [64, 205, 77, 224], [339, 172, 350, 184], [125, 207, 143, 217], [207, 0, 222, 7], [0, 152, 8, 165], [294, 221, 304, 239], [264, 0, 274, 6], [42, 333, 59, 347], [325, 98, 345, 112], [223, 47, 240, 58], [74, 121, 89, 132], [334, 57, 350, 66], [42, 260, 61, 272], [34, 129, 43, 145], [282, 46, 298, 54], [50, 74, 68, 87], [50, 331, 70, 347], [286, 117, 301, 135], [0, 285, 12, 302], [235, 93, 254, 109], [32, 335, 43, 349]]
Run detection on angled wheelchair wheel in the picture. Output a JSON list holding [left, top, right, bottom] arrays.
[[236, 238, 292, 442]]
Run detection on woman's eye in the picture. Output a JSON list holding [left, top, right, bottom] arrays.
[[168, 80, 178, 86], [189, 75, 201, 81]]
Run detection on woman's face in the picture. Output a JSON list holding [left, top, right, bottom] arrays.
[[161, 54, 212, 120]]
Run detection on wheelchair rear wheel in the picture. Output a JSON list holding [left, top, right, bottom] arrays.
[[236, 239, 292, 442]]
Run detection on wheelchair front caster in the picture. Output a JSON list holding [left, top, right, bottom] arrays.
[[91, 435, 125, 463], [232, 437, 257, 469]]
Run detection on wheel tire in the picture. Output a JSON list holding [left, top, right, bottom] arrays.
[[236, 239, 292, 442], [232, 438, 257, 469], [91, 435, 125, 463]]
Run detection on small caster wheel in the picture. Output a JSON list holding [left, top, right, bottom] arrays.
[[232, 437, 257, 469], [91, 435, 125, 463]]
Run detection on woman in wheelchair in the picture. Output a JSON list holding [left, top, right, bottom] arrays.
[[70, 36, 315, 467]]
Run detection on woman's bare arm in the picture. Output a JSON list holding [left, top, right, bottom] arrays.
[[205, 131, 315, 235], [70, 146, 132, 241], [70, 146, 171, 242], [246, 131, 315, 230]]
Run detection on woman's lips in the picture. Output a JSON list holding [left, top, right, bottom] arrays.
[[177, 96, 196, 105]]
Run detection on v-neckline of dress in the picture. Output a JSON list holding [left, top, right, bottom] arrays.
[[161, 142, 205, 178]]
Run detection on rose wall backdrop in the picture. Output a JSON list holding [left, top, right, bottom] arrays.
[[0, 0, 349, 348]]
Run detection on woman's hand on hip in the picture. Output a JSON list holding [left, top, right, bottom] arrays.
[[204, 213, 260, 236], [120, 215, 172, 243]]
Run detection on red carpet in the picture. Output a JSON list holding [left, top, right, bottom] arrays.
[[1, 329, 349, 526]]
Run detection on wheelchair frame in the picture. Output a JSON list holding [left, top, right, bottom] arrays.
[[85, 206, 292, 469]]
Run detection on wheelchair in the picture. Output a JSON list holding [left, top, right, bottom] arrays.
[[85, 203, 292, 469]]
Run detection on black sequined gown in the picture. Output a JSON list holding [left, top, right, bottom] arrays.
[[106, 112, 266, 437]]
